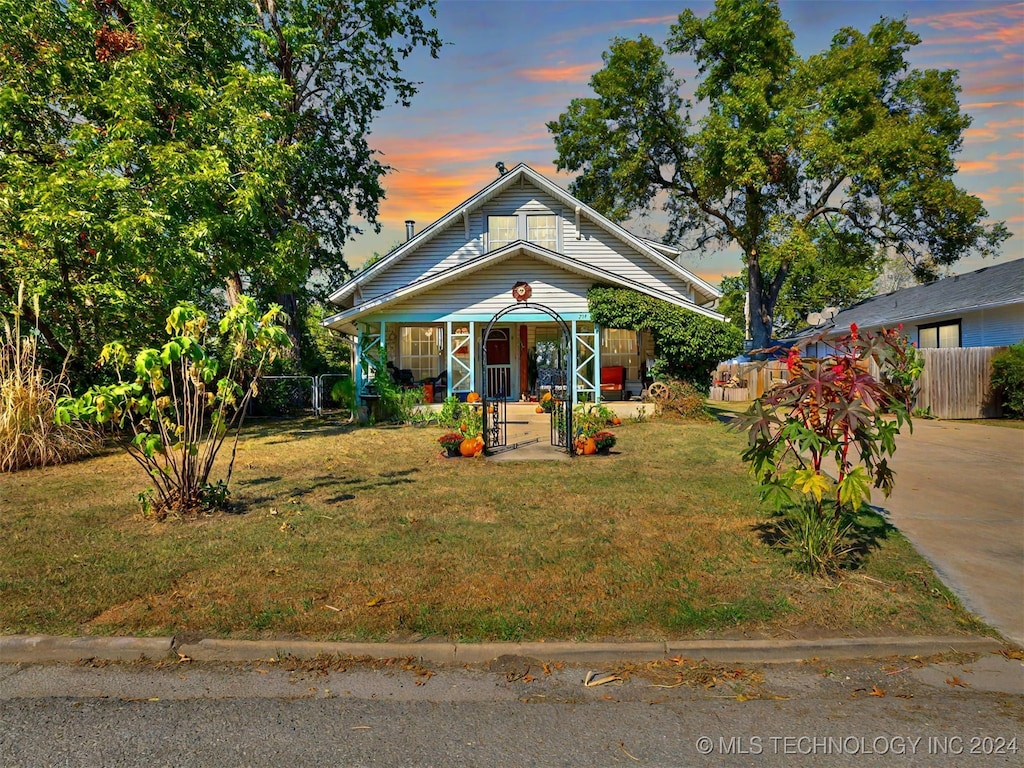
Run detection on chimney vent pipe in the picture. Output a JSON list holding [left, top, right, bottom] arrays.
[[405, 220, 415, 241]]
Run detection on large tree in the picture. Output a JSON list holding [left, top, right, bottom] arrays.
[[0, 0, 440, 378], [548, 0, 1008, 351]]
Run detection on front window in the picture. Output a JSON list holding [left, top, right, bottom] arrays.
[[399, 326, 443, 380], [527, 214, 558, 250], [918, 320, 960, 349], [488, 215, 517, 251], [600, 328, 637, 376]]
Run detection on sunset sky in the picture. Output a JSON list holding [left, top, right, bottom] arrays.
[[349, 0, 1023, 286]]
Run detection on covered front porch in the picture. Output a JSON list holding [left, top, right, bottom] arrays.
[[352, 314, 653, 405]]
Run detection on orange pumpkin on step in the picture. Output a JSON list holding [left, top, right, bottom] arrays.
[[535, 406, 544, 414], [582, 438, 598, 455]]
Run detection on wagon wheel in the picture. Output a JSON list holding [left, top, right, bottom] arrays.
[[647, 381, 670, 400]]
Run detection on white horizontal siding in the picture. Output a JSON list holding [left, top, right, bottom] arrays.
[[361, 182, 567, 302], [960, 305, 1024, 346], [384, 255, 592, 317], [361, 221, 484, 300], [357, 180, 698, 307], [564, 220, 694, 304]]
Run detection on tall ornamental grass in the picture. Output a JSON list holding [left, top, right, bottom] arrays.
[[1, 288, 99, 471]]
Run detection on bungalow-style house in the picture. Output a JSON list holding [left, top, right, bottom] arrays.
[[323, 163, 723, 410], [797, 258, 1024, 357]]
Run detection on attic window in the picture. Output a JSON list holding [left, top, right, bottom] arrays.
[[488, 216, 517, 251], [527, 214, 557, 251]]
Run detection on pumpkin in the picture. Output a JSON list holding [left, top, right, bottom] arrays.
[[611, 417, 622, 426], [535, 406, 544, 414], [466, 392, 481, 403], [582, 438, 598, 455], [459, 436, 483, 457]]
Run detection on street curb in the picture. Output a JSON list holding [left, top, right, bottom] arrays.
[[0, 634, 1005, 666], [0, 635, 173, 663]]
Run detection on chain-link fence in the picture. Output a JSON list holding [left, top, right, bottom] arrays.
[[247, 374, 352, 418]]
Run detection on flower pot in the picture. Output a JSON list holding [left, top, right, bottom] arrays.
[[444, 446, 461, 458]]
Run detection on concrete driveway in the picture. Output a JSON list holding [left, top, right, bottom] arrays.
[[875, 419, 1024, 645]]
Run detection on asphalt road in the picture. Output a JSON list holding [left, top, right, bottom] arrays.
[[2, 653, 1021, 767]]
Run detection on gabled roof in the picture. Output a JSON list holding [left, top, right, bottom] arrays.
[[329, 163, 720, 307], [803, 258, 1024, 337], [323, 240, 725, 331]]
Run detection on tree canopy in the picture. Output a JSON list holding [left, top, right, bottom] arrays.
[[0, 0, 440, 379], [549, 0, 1008, 350]]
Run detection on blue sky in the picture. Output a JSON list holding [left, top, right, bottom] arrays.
[[350, 0, 1023, 285]]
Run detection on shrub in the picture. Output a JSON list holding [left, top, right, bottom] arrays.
[[660, 379, 712, 420], [57, 298, 289, 519], [587, 286, 744, 389], [734, 325, 921, 575], [990, 342, 1024, 418], [1, 287, 99, 471]]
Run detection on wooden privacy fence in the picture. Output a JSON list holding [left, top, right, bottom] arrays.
[[709, 347, 1007, 419], [709, 361, 788, 402], [914, 347, 1006, 420]]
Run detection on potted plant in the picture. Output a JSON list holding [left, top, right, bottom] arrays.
[[593, 431, 616, 454], [438, 432, 464, 458]]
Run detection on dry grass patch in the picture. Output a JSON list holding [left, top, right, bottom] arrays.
[[0, 417, 984, 641]]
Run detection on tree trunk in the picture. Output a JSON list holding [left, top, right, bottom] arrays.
[[224, 272, 244, 306], [746, 254, 774, 353], [276, 290, 301, 366]]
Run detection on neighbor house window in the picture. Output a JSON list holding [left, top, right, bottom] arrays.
[[487, 215, 517, 251], [600, 328, 637, 376], [527, 214, 558, 251], [918, 320, 961, 349], [399, 326, 443, 381]]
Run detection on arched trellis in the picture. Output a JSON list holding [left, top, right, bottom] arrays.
[[480, 303, 574, 456]]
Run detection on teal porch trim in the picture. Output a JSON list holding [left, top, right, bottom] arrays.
[[362, 311, 592, 324]]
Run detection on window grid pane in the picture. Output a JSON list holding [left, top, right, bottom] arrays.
[[527, 215, 557, 250], [400, 326, 442, 381], [488, 216, 517, 251], [600, 328, 637, 377]]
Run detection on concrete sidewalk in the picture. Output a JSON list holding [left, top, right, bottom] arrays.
[[871, 419, 1024, 646]]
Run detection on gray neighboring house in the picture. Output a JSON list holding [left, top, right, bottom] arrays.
[[799, 258, 1024, 356]]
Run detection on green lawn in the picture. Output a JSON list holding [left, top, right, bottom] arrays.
[[0, 417, 984, 642]]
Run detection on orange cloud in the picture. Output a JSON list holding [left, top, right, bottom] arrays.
[[962, 99, 1024, 110], [989, 150, 1024, 162], [517, 62, 601, 83], [964, 126, 1000, 143], [963, 81, 1024, 97], [957, 159, 999, 174], [987, 117, 1024, 129], [976, 183, 1024, 207]]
